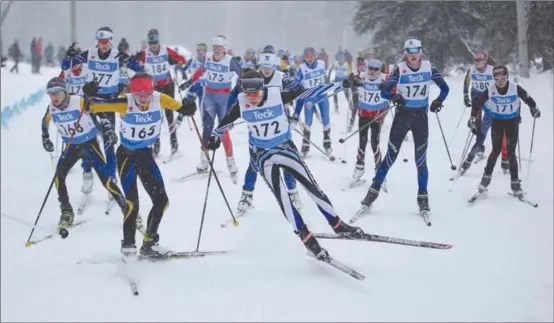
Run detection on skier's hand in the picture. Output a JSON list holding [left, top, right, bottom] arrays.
[[179, 79, 193, 91], [83, 80, 99, 97], [430, 99, 443, 113], [464, 95, 471, 108], [179, 98, 197, 116], [289, 114, 299, 130], [390, 93, 405, 107], [206, 135, 221, 150], [468, 117, 480, 135], [65, 42, 80, 59], [530, 106, 541, 118], [42, 134, 54, 152], [115, 51, 130, 66], [102, 121, 118, 148]]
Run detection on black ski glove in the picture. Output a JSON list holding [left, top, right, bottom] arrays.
[[468, 117, 480, 135], [179, 98, 197, 116], [115, 51, 130, 66], [65, 42, 80, 59], [530, 106, 541, 118], [464, 95, 471, 108], [42, 134, 54, 152], [179, 79, 193, 91], [83, 80, 99, 97], [390, 93, 405, 107], [430, 99, 443, 113], [102, 121, 118, 148], [206, 135, 221, 150]]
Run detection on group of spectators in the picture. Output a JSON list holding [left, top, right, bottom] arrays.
[[4, 38, 67, 74]]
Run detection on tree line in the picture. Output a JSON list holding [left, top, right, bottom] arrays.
[[352, 1, 553, 71]]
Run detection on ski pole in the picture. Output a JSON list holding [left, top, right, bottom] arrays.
[[448, 106, 468, 148], [435, 112, 457, 171], [525, 119, 536, 190], [340, 89, 353, 164], [195, 151, 216, 251], [517, 135, 522, 172], [338, 106, 392, 144], [190, 117, 238, 226], [25, 100, 89, 247], [458, 129, 474, 168], [294, 125, 335, 161]]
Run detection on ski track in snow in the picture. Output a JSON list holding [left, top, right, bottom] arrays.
[[1, 65, 553, 322]]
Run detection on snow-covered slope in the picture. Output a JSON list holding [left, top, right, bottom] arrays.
[[1, 67, 552, 321]]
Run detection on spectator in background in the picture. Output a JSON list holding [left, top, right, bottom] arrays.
[[8, 39, 23, 73], [56, 45, 66, 66], [30, 37, 37, 73], [44, 42, 55, 67], [118, 37, 129, 52], [35, 37, 43, 73]]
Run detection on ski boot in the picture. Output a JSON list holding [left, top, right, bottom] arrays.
[[140, 234, 168, 259], [511, 179, 524, 197], [58, 203, 75, 228], [501, 159, 509, 174], [459, 156, 474, 176], [296, 225, 329, 260], [417, 191, 431, 212], [478, 173, 492, 192], [288, 189, 303, 210], [81, 171, 94, 194], [323, 129, 332, 156], [330, 216, 364, 237], [121, 240, 137, 259], [152, 139, 161, 158], [170, 137, 179, 155], [237, 190, 253, 214], [226, 157, 238, 177], [196, 150, 209, 172], [361, 181, 381, 207], [352, 163, 365, 182], [300, 129, 311, 158]]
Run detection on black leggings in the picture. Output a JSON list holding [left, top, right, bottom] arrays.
[[55, 139, 127, 211], [357, 115, 384, 168], [484, 117, 520, 180], [116, 145, 169, 244]]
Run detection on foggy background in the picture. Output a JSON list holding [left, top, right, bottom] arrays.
[[1, 1, 371, 56]]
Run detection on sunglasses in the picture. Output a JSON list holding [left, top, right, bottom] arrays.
[[97, 39, 110, 45], [368, 67, 380, 71]]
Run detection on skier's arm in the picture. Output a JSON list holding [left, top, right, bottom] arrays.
[[212, 103, 241, 137], [463, 69, 471, 96], [472, 89, 489, 119], [431, 64, 449, 102], [61, 50, 89, 70], [41, 106, 51, 137], [516, 85, 537, 108], [282, 73, 300, 90], [166, 47, 187, 66], [381, 65, 399, 100], [281, 88, 306, 105], [88, 97, 129, 116]]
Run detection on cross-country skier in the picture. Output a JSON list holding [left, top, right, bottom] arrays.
[[460, 51, 509, 175], [61, 26, 134, 202], [240, 48, 257, 71], [180, 35, 240, 180], [206, 70, 363, 260], [349, 58, 391, 187], [472, 65, 540, 196], [294, 47, 333, 158], [357, 39, 449, 218], [176, 43, 207, 128], [234, 54, 303, 216], [131, 28, 188, 158], [41, 77, 129, 229], [326, 51, 352, 113], [82, 72, 197, 258]]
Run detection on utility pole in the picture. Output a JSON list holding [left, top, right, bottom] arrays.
[[516, 0, 530, 77], [1, 1, 14, 56], [70, 1, 77, 44]]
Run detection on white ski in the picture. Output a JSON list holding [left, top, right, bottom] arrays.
[[230, 173, 238, 185], [348, 205, 371, 224], [507, 192, 538, 208], [420, 210, 432, 226], [220, 207, 251, 228], [77, 193, 91, 215], [171, 170, 221, 182], [342, 179, 367, 192], [105, 198, 116, 215], [163, 152, 182, 164]]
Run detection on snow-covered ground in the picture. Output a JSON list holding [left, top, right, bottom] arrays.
[[1, 66, 552, 322]]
